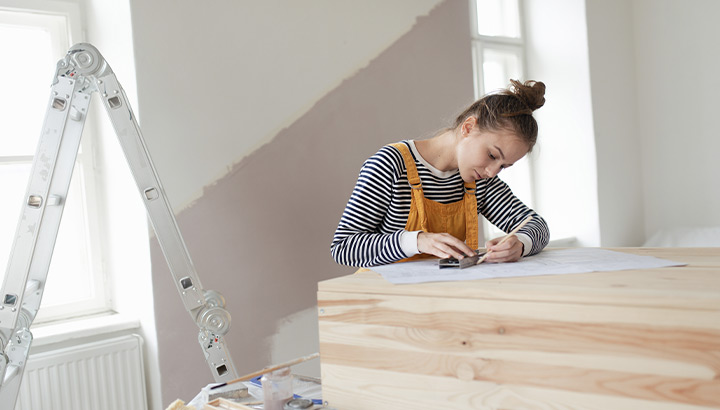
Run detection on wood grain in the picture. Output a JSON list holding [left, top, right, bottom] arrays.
[[321, 364, 713, 410], [319, 248, 720, 308], [317, 248, 720, 409], [202, 398, 259, 410]]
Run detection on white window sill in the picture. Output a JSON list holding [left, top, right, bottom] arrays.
[[31, 312, 141, 347], [548, 236, 578, 247]]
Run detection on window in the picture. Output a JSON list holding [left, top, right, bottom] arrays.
[[470, 0, 534, 240], [0, 5, 109, 323]]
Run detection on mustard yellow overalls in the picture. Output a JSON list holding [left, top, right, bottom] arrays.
[[391, 142, 478, 262], [357, 143, 479, 272]]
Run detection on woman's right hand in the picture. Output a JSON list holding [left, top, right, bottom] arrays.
[[417, 232, 476, 260]]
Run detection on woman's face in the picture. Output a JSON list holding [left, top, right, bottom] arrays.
[[456, 125, 529, 183]]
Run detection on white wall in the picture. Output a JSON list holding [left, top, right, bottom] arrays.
[[525, 0, 720, 247], [586, 0, 645, 246], [584, 0, 720, 245], [129, 0, 444, 212], [631, 0, 720, 239], [81, 1, 162, 409], [524, 0, 601, 246]]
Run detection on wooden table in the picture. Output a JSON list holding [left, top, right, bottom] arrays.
[[317, 248, 720, 409]]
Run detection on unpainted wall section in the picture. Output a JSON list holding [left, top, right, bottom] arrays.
[[128, 0, 442, 211], [147, 0, 474, 402]]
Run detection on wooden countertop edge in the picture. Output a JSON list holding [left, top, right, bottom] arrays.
[[318, 247, 720, 310]]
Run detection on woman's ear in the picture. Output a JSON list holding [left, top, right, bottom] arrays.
[[461, 116, 477, 136]]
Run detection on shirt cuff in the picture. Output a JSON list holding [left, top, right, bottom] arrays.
[[516, 233, 532, 256], [399, 230, 421, 257]]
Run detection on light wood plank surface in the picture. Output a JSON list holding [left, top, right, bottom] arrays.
[[321, 364, 714, 410], [319, 248, 720, 309], [318, 248, 720, 410]]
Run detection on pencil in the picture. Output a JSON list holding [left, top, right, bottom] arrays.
[[476, 215, 533, 265]]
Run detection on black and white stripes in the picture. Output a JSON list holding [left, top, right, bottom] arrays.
[[331, 141, 549, 267]]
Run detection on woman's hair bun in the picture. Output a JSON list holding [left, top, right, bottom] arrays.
[[509, 79, 545, 111]]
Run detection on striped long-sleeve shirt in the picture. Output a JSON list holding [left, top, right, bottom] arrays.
[[331, 140, 550, 267]]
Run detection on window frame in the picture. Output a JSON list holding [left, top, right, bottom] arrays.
[[469, 0, 536, 241], [0, 1, 111, 323]]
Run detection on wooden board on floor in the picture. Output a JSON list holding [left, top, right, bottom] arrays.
[[317, 248, 720, 410], [202, 397, 260, 410]]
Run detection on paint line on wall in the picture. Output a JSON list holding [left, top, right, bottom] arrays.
[[176, 1, 446, 213], [151, 0, 475, 401]]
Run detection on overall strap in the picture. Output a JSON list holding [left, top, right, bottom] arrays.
[[390, 143, 421, 188], [463, 181, 479, 249], [389, 143, 428, 231]]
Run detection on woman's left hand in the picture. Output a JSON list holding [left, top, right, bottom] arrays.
[[484, 235, 524, 263]]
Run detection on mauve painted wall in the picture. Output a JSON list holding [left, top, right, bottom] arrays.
[[150, 0, 474, 402]]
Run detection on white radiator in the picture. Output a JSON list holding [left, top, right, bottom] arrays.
[[14, 334, 147, 410]]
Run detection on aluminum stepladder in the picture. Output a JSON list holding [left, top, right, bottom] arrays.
[[0, 43, 238, 409]]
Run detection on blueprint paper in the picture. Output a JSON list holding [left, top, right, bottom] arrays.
[[370, 248, 686, 285]]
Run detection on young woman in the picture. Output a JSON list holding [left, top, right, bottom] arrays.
[[331, 80, 550, 267]]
